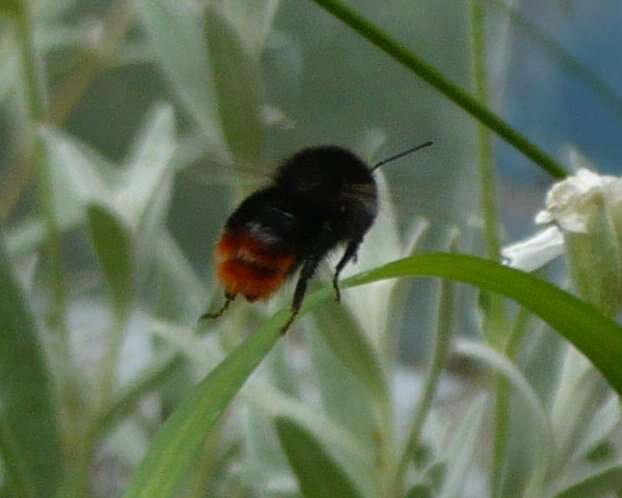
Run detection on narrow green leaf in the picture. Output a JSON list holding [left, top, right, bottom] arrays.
[[307, 0, 568, 179], [353, 254, 622, 395], [138, 0, 224, 144], [204, 3, 264, 161], [275, 417, 365, 498], [553, 465, 622, 498], [87, 203, 133, 317], [121, 313, 285, 498], [0, 237, 61, 497], [122, 252, 622, 498]]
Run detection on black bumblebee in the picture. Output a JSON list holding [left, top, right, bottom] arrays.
[[202, 141, 432, 333]]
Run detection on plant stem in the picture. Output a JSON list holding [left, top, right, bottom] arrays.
[[469, 0, 500, 261], [393, 272, 455, 494], [468, 1, 509, 493], [15, 0, 70, 344], [15, 3, 84, 489], [307, 0, 568, 179], [491, 306, 532, 497]]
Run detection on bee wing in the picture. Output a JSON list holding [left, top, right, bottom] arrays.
[[174, 133, 275, 188], [182, 157, 274, 188]]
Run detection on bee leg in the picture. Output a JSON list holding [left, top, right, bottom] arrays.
[[280, 256, 320, 335], [199, 293, 236, 321], [332, 239, 362, 302], [281, 227, 337, 335]]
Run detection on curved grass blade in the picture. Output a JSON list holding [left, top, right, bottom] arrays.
[[121, 312, 287, 498], [0, 237, 62, 497], [122, 252, 622, 498], [307, 0, 567, 179], [352, 254, 622, 394], [275, 417, 365, 498]]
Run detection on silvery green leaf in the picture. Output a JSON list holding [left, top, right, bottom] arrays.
[[570, 394, 620, 463], [138, 0, 224, 144], [222, 0, 281, 56], [438, 396, 486, 498], [40, 127, 116, 230], [454, 339, 553, 498], [550, 346, 607, 470], [204, 2, 264, 161]]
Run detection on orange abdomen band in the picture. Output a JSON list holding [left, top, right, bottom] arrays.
[[215, 230, 294, 301]]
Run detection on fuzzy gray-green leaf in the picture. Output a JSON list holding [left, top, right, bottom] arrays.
[[87, 203, 133, 318]]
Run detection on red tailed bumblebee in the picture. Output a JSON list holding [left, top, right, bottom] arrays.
[[201, 141, 433, 334]]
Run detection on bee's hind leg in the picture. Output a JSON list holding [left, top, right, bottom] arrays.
[[332, 239, 361, 303], [199, 292, 236, 321]]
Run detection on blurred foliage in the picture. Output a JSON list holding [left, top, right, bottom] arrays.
[[1, 0, 622, 497]]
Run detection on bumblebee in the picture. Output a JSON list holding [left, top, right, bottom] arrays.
[[202, 142, 432, 333]]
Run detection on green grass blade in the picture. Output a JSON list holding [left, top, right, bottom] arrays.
[[357, 254, 622, 393], [122, 252, 622, 498], [307, 0, 568, 179], [120, 314, 286, 498], [275, 417, 365, 498], [0, 237, 62, 498]]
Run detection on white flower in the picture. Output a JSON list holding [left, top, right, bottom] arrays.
[[534, 168, 622, 233], [502, 226, 564, 272], [502, 160, 622, 315]]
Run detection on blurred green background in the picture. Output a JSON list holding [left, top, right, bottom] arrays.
[[2, 0, 622, 497]]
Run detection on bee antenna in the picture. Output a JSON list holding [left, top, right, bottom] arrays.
[[371, 141, 433, 172]]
